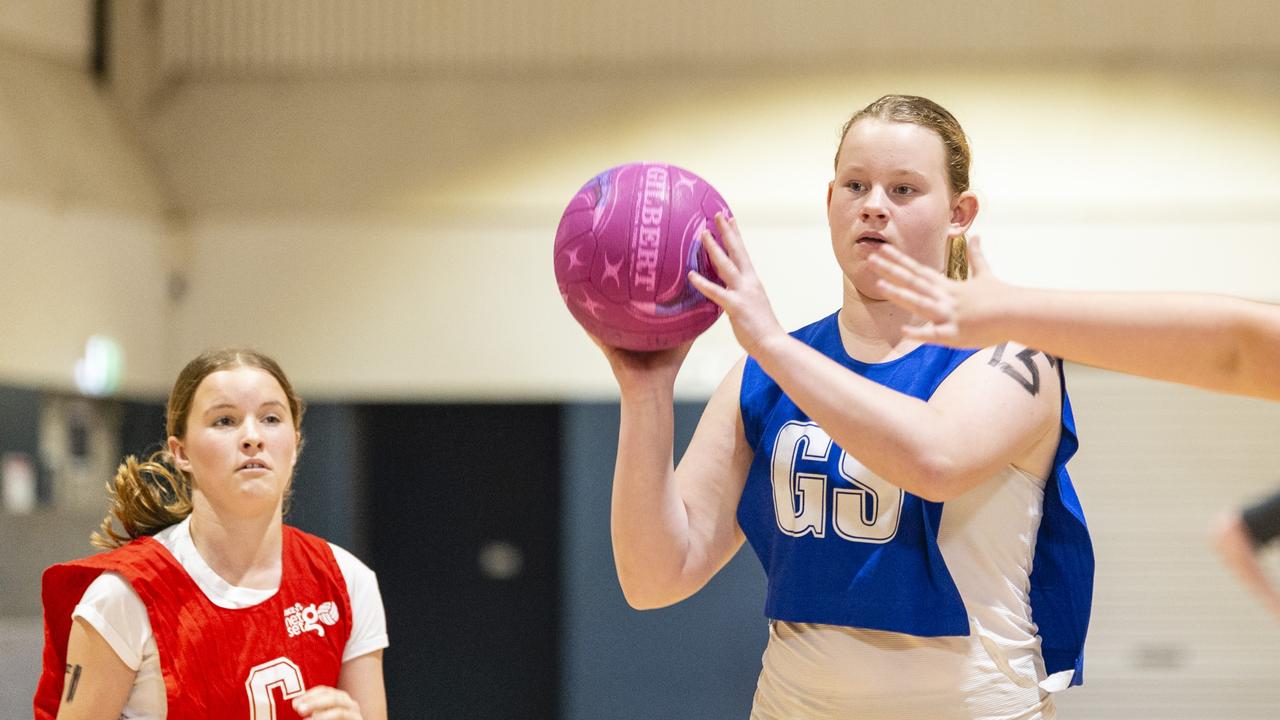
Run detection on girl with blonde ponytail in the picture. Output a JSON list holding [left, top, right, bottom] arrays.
[[35, 349, 386, 720]]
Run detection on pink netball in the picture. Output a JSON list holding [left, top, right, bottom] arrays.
[[553, 162, 732, 351]]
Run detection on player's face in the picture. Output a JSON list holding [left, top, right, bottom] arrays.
[[827, 118, 972, 300], [170, 367, 299, 518]]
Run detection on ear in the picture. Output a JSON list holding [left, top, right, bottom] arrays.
[[168, 436, 192, 473], [949, 190, 979, 235], [826, 180, 834, 209]]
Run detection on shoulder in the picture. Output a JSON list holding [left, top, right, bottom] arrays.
[[327, 542, 389, 658], [932, 341, 1062, 444], [940, 342, 1063, 477], [283, 527, 379, 591], [149, 517, 187, 550], [283, 525, 350, 567], [327, 542, 379, 590], [744, 312, 838, 381], [950, 341, 1062, 402], [44, 536, 175, 591], [786, 311, 842, 352], [79, 570, 139, 602], [73, 571, 150, 671], [42, 542, 151, 626]]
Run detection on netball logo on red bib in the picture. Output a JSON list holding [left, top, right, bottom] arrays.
[[284, 601, 339, 637]]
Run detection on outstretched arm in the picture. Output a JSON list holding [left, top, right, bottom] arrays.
[[868, 236, 1280, 401]]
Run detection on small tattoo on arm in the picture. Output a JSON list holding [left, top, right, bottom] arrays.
[[988, 343, 1057, 397], [64, 663, 83, 702]]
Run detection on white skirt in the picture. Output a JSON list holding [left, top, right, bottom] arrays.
[[750, 621, 1056, 720]]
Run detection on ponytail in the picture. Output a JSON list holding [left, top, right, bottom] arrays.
[[92, 450, 192, 549], [946, 234, 969, 281]]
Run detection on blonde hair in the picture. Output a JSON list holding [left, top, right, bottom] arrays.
[[835, 94, 972, 196], [946, 235, 969, 280], [92, 349, 304, 549]]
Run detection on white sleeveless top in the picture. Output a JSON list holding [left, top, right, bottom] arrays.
[[751, 464, 1061, 720]]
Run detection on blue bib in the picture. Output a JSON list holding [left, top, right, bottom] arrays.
[[737, 311, 1093, 686]]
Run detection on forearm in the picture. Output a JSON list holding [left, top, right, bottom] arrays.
[[609, 387, 698, 608], [752, 336, 984, 502], [336, 651, 386, 720], [996, 290, 1280, 400]]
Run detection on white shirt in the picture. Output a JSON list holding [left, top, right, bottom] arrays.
[[72, 517, 388, 719]]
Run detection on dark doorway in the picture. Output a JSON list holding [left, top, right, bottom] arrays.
[[361, 403, 562, 719]]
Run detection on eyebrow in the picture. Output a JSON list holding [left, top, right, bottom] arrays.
[[836, 165, 931, 181], [202, 400, 288, 414], [892, 169, 930, 181]]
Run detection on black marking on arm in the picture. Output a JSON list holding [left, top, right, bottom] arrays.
[[65, 663, 83, 702], [988, 343, 1053, 397]]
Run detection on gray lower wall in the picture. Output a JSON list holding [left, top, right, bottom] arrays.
[[287, 403, 362, 553], [0, 617, 41, 713], [561, 402, 767, 720]]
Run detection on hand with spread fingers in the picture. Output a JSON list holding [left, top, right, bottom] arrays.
[[687, 213, 789, 359], [870, 232, 1280, 401], [867, 234, 1014, 349], [292, 685, 364, 720]]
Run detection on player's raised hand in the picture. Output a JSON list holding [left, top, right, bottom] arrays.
[[867, 235, 1012, 349], [292, 685, 364, 719], [688, 213, 787, 358]]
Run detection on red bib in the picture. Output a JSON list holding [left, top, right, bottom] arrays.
[[35, 525, 353, 719]]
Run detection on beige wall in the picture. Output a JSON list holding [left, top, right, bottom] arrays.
[[0, 0, 87, 62], [0, 198, 173, 393], [1057, 368, 1280, 717], [0, 35, 175, 395], [153, 71, 1280, 398], [7, 3, 1280, 398]]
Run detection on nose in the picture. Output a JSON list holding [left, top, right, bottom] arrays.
[[241, 419, 264, 451], [860, 185, 888, 222]]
